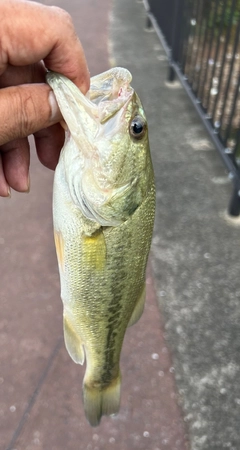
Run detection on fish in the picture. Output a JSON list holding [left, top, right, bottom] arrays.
[[46, 67, 155, 427]]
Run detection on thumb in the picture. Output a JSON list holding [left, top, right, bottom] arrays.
[[0, 83, 61, 145]]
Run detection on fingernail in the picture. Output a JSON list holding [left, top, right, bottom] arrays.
[[7, 186, 11, 198], [22, 175, 30, 194], [24, 175, 30, 193], [60, 120, 68, 131], [48, 91, 62, 123]]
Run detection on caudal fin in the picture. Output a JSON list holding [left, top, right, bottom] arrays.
[[83, 374, 121, 427]]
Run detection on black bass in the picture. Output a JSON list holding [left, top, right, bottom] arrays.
[[47, 67, 155, 426]]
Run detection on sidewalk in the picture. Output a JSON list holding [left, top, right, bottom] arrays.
[[1, 0, 240, 449], [112, 1, 240, 450]]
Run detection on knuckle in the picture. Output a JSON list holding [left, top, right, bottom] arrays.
[[13, 88, 37, 137], [51, 6, 73, 28], [0, 87, 40, 144]]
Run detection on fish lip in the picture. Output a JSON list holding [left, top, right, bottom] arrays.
[[47, 70, 96, 115], [48, 68, 139, 227], [46, 68, 134, 127], [88, 67, 134, 123], [89, 67, 132, 99], [46, 70, 57, 84]]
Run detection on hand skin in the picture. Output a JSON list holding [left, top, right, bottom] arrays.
[[0, 0, 90, 197]]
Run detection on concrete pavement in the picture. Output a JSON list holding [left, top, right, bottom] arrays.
[[0, 1, 186, 449], [112, 1, 240, 450]]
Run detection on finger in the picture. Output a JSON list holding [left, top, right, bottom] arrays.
[[0, 83, 62, 146], [1, 138, 30, 192], [1, 0, 90, 93], [0, 62, 46, 88], [0, 154, 10, 197], [0, 65, 64, 173], [34, 123, 65, 170]]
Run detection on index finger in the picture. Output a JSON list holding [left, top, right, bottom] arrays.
[[0, 0, 90, 93]]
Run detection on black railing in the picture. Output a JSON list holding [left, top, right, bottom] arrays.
[[144, 0, 240, 215]]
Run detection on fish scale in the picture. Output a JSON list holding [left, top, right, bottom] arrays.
[[47, 67, 155, 426]]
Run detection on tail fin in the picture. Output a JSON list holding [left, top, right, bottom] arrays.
[[83, 374, 121, 427]]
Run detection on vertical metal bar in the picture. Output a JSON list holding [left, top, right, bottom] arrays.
[[212, 0, 238, 132], [233, 120, 240, 158], [199, 0, 220, 105], [146, 15, 152, 29], [206, 0, 228, 116], [177, 2, 188, 69], [223, 67, 240, 147], [188, 0, 204, 88], [180, 0, 196, 72], [228, 184, 240, 216], [196, 1, 213, 103], [168, 0, 185, 81], [221, 22, 240, 145]]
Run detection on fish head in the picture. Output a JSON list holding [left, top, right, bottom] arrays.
[[47, 67, 153, 227]]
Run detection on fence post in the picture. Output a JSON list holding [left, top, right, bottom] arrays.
[[228, 183, 240, 216], [143, 0, 152, 30], [168, 0, 185, 82]]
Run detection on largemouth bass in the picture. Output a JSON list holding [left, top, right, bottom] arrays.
[[47, 67, 155, 426]]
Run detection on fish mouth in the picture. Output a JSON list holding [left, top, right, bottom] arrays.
[[89, 67, 132, 102], [46, 67, 134, 129], [88, 67, 134, 123], [47, 68, 136, 226]]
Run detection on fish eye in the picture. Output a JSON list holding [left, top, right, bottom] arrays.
[[130, 116, 146, 139]]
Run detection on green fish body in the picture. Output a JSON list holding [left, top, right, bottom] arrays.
[[47, 68, 155, 426]]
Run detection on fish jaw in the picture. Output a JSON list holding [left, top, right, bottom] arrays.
[[46, 71, 98, 153], [47, 68, 147, 227], [47, 68, 136, 227], [89, 67, 134, 124], [46, 68, 134, 162], [46, 67, 133, 149]]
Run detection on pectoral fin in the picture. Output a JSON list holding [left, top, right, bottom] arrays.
[[63, 315, 85, 365], [82, 228, 106, 271], [54, 230, 65, 272], [127, 284, 146, 327]]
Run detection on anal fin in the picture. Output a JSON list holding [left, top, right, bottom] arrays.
[[63, 315, 85, 365], [127, 284, 146, 327]]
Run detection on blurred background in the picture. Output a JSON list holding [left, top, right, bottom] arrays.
[[1, 0, 240, 449]]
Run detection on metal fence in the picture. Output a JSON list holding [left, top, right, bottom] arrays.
[[144, 0, 240, 215]]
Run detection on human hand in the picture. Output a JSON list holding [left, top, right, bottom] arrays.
[[0, 0, 90, 197]]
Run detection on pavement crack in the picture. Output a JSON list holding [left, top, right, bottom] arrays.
[[5, 337, 63, 450]]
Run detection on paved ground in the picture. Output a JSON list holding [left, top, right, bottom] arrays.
[[0, 1, 186, 450], [114, 2, 240, 450], [1, 1, 240, 449]]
